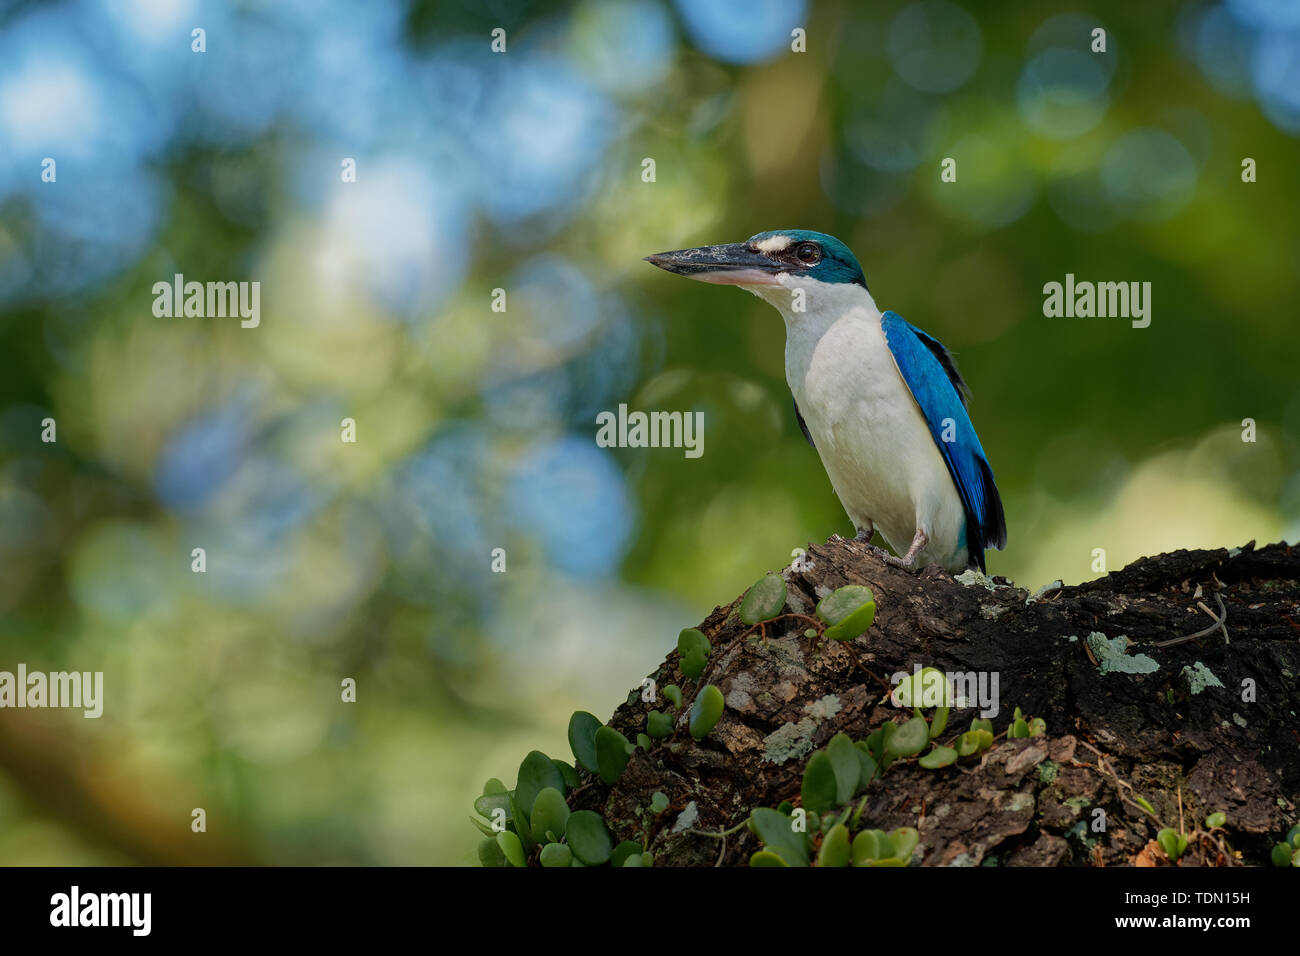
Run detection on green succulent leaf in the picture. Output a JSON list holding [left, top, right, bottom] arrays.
[[890, 827, 919, 862], [1010, 717, 1031, 738], [870, 857, 907, 866], [567, 711, 602, 774], [539, 842, 572, 867], [852, 829, 889, 865], [801, 751, 839, 816], [1157, 828, 1186, 861], [855, 745, 879, 788], [515, 751, 565, 819], [689, 684, 725, 740], [478, 836, 507, 867], [929, 706, 950, 740], [918, 745, 958, 769], [482, 778, 507, 795], [1028, 717, 1046, 737], [1205, 812, 1226, 829], [611, 840, 643, 868], [650, 791, 669, 814], [969, 718, 994, 735], [473, 790, 512, 822], [957, 729, 994, 756], [595, 726, 633, 785], [636, 732, 652, 750], [679, 649, 707, 679], [886, 716, 929, 757], [646, 710, 674, 739], [815, 585, 876, 640], [893, 667, 953, 709], [750, 850, 788, 866], [1272, 843, 1294, 867], [1286, 824, 1300, 847], [1134, 796, 1155, 815], [818, 823, 852, 867], [663, 684, 683, 709], [739, 573, 787, 624], [508, 794, 535, 851], [566, 810, 612, 865], [529, 787, 570, 844], [846, 797, 867, 831], [551, 759, 579, 790], [497, 830, 526, 868], [750, 807, 810, 866], [677, 627, 711, 661], [825, 733, 861, 805]]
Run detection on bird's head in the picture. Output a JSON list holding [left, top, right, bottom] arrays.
[[644, 230, 867, 294]]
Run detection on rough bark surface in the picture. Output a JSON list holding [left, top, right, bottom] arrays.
[[571, 539, 1300, 866]]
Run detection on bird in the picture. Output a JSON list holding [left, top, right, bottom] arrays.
[[644, 229, 1006, 573]]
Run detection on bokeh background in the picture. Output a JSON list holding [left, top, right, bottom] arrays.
[[0, 0, 1297, 865]]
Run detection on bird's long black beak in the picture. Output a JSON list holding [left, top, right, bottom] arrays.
[[643, 243, 784, 286]]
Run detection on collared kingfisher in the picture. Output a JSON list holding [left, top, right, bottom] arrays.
[[645, 230, 1006, 573]]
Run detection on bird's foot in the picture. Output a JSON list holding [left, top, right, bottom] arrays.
[[859, 543, 895, 564], [881, 528, 929, 571]]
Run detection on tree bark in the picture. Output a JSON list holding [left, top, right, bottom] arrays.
[[575, 539, 1300, 866]]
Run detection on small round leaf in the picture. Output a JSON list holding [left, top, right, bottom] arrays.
[[566, 810, 612, 865], [801, 750, 839, 816], [817, 823, 851, 867], [689, 684, 725, 740], [595, 726, 632, 785], [567, 711, 602, 774], [539, 842, 572, 867], [478, 837, 507, 867], [815, 585, 877, 640], [515, 751, 565, 819], [611, 840, 643, 868], [885, 716, 929, 757], [529, 787, 570, 844], [739, 573, 787, 624], [646, 710, 674, 739], [918, 745, 958, 769], [497, 830, 526, 868]]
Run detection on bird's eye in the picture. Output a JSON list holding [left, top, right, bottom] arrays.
[[795, 242, 820, 263]]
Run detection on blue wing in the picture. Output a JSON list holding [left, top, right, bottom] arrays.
[[880, 311, 1006, 572]]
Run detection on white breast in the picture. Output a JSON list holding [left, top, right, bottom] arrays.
[[757, 277, 968, 569]]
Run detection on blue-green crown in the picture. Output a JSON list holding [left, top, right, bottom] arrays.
[[747, 229, 867, 287]]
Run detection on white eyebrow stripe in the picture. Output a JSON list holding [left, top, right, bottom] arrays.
[[753, 235, 792, 253]]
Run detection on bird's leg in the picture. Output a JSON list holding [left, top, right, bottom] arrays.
[[880, 528, 929, 569]]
